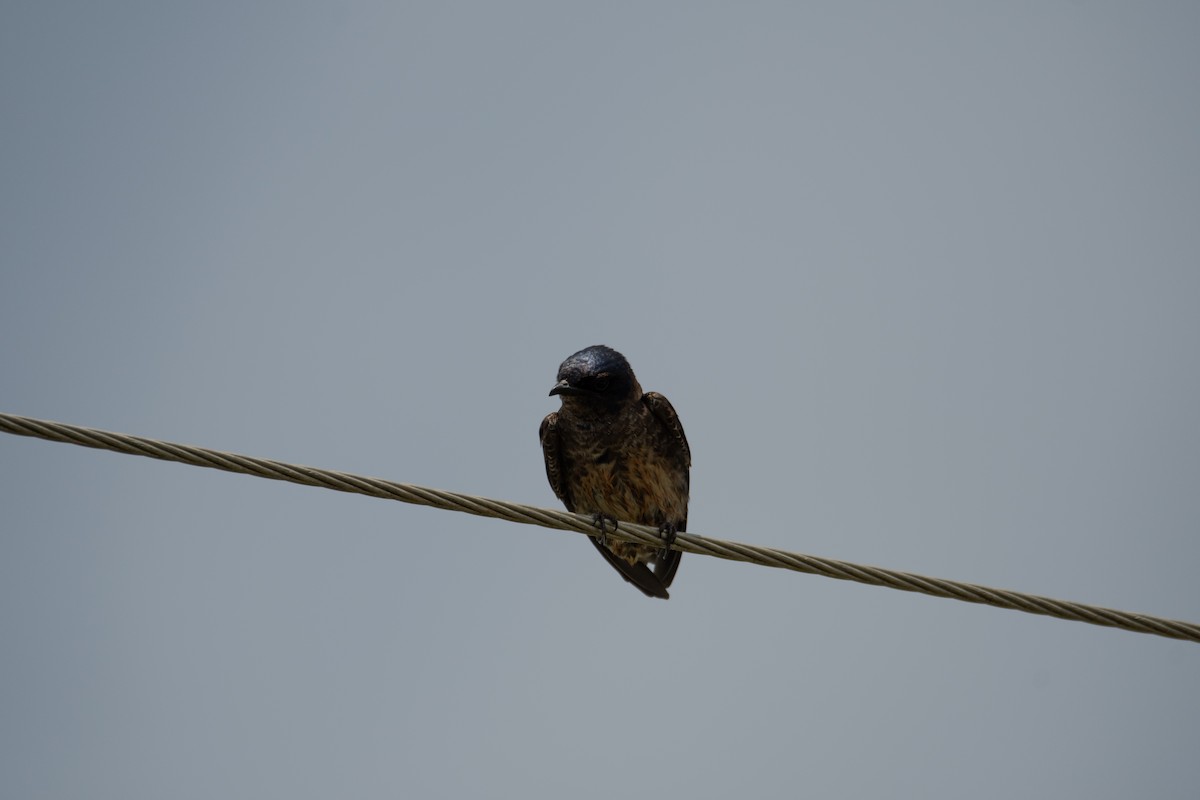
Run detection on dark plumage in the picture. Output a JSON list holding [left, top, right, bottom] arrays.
[[540, 345, 690, 599]]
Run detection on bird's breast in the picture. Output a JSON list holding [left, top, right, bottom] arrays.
[[572, 442, 687, 529]]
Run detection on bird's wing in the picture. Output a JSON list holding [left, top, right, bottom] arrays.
[[642, 391, 690, 530], [539, 412, 573, 510], [643, 391, 691, 470], [653, 545, 682, 589], [588, 537, 672, 599], [642, 391, 689, 590]]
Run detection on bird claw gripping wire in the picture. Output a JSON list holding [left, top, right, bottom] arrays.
[[591, 512, 619, 548], [658, 522, 678, 561]]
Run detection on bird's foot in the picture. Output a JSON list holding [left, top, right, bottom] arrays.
[[592, 513, 619, 548], [657, 522, 678, 561]]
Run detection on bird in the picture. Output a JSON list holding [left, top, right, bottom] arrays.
[[539, 345, 690, 599]]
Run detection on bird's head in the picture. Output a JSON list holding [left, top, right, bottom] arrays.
[[549, 345, 640, 411]]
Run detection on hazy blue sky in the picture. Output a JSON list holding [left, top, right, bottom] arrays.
[[3, 4, 1198, 798]]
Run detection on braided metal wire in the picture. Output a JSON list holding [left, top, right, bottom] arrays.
[[2, 411, 1197, 643]]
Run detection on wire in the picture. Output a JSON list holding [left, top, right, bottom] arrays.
[[2, 410, 1196, 643]]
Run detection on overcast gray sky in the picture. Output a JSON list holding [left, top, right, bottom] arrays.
[[3, 3, 1198, 798]]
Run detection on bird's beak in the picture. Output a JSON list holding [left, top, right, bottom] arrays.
[[549, 379, 584, 397]]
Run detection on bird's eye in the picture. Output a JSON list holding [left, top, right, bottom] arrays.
[[592, 375, 612, 392]]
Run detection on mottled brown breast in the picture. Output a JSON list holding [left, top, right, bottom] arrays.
[[550, 393, 690, 565]]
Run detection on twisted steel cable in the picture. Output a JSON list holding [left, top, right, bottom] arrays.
[[2, 411, 1196, 643]]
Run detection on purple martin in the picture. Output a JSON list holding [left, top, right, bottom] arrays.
[[540, 345, 690, 599]]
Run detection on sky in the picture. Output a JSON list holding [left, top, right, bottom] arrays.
[[2, 3, 1198, 798]]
